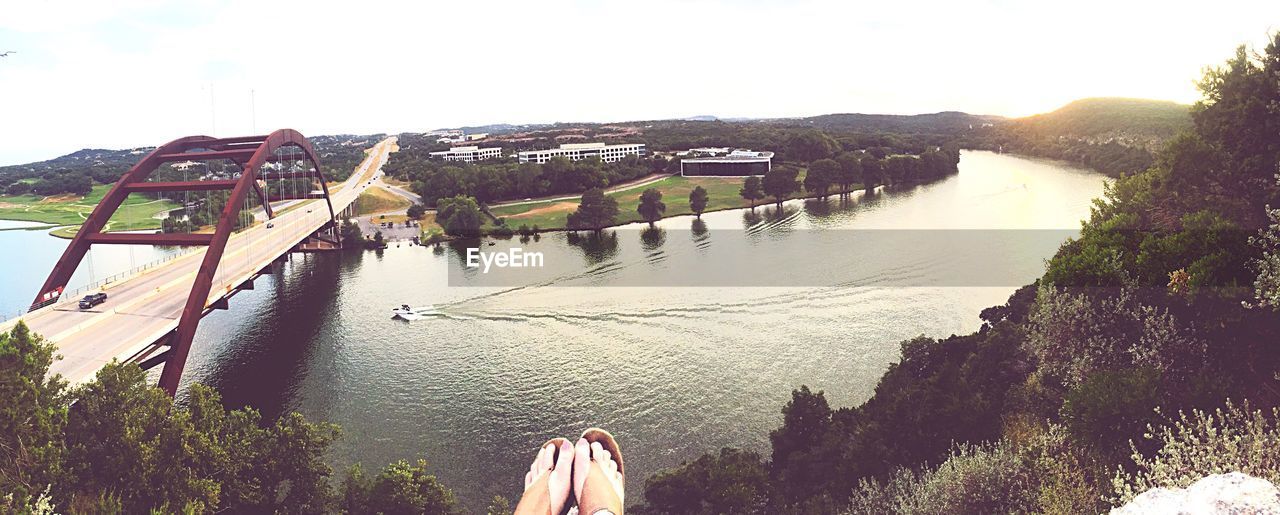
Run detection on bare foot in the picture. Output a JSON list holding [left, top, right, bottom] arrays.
[[573, 433, 624, 514], [515, 439, 574, 515]]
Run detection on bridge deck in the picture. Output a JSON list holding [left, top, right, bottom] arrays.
[[2, 137, 397, 386]]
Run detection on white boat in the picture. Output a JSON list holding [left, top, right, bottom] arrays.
[[392, 304, 437, 320]]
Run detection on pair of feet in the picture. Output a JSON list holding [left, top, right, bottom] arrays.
[[515, 428, 625, 515]]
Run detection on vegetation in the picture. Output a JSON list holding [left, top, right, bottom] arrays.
[[567, 188, 619, 231], [0, 185, 180, 234], [761, 167, 800, 208], [803, 159, 838, 199], [739, 176, 765, 210], [637, 188, 666, 227], [0, 321, 469, 514], [340, 218, 364, 249], [353, 187, 411, 216], [634, 33, 1280, 514], [963, 97, 1192, 177], [436, 195, 484, 237], [688, 186, 708, 219], [383, 139, 660, 207]]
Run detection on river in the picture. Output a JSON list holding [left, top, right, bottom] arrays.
[[0, 151, 1105, 510]]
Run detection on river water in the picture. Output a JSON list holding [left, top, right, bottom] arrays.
[[0, 151, 1105, 510]]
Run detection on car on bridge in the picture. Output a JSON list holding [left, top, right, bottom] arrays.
[[78, 292, 108, 310]]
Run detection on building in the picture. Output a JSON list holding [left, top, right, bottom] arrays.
[[429, 146, 503, 162], [681, 147, 731, 157], [518, 142, 646, 164], [679, 149, 773, 177]]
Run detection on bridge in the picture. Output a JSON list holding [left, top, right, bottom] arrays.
[[1, 130, 397, 395]]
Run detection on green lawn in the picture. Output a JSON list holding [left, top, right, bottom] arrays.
[[488, 170, 842, 230], [0, 184, 180, 237]]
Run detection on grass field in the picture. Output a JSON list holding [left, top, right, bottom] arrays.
[[488, 171, 836, 230], [352, 187, 410, 216], [0, 184, 180, 236]]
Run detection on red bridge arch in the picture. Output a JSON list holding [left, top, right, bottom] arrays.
[[31, 129, 339, 394]]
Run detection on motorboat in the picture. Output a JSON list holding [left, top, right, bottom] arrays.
[[392, 304, 437, 320]]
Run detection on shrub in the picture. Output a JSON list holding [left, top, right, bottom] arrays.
[[1026, 286, 1204, 390], [643, 447, 769, 514], [1112, 400, 1280, 505], [845, 425, 1104, 515]]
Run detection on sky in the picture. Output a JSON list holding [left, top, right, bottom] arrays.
[[1, 0, 1277, 165]]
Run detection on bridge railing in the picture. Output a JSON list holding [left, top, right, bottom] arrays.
[[27, 248, 201, 313]]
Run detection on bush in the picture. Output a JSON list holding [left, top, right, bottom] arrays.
[[643, 447, 769, 514], [1062, 367, 1162, 460], [845, 425, 1104, 515], [1112, 400, 1280, 505], [1026, 286, 1204, 390]]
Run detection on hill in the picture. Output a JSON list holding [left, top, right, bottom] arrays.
[[790, 111, 1006, 133], [1016, 97, 1191, 147]]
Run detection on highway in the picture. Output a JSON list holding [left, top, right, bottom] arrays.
[[1, 137, 397, 386]]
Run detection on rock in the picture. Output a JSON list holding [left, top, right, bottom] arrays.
[[1113, 472, 1280, 514]]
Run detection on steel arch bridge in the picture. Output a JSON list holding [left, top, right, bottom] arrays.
[[16, 130, 388, 395]]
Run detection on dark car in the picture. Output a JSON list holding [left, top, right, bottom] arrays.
[[78, 292, 107, 310]]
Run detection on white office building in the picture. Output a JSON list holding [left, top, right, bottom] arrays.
[[518, 142, 646, 164], [429, 146, 503, 162]]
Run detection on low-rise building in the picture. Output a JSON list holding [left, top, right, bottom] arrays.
[[679, 149, 774, 176], [518, 142, 646, 164], [429, 146, 503, 162]]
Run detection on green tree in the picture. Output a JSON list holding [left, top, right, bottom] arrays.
[[637, 188, 666, 228], [0, 321, 67, 506], [786, 130, 838, 162], [643, 447, 770, 514], [567, 187, 619, 232], [686, 186, 709, 220], [340, 218, 364, 249], [58, 361, 342, 513], [407, 203, 426, 219], [740, 176, 765, 211], [436, 195, 484, 237], [367, 460, 461, 514], [803, 159, 839, 199], [860, 156, 883, 190], [762, 167, 801, 208], [835, 152, 863, 194]]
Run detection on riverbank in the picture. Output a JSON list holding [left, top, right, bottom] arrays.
[[485, 171, 860, 231]]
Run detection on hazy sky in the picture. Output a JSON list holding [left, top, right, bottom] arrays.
[[1, 0, 1277, 165]]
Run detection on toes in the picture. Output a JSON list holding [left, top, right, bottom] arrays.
[[573, 438, 591, 502], [537, 442, 554, 471], [554, 440, 573, 474]]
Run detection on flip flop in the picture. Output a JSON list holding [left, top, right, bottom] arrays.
[[541, 437, 571, 463], [581, 427, 624, 480]]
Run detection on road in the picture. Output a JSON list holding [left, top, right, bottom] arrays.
[[1, 137, 398, 386], [355, 176, 425, 242]]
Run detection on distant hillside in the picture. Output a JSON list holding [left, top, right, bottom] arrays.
[[0, 134, 384, 194], [789, 111, 1007, 133], [963, 98, 1194, 177], [1016, 97, 1191, 147]]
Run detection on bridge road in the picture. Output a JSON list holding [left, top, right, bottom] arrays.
[[1, 136, 397, 386]]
